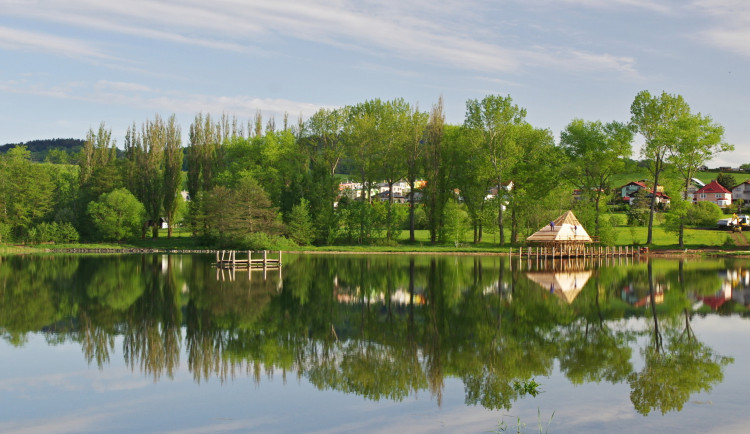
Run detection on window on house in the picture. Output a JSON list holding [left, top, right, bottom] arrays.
[[716, 193, 723, 199], [700, 193, 707, 199]]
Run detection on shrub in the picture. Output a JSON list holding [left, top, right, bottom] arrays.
[[688, 202, 723, 227]]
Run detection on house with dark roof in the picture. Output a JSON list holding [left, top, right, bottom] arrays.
[[694, 180, 732, 208], [731, 180, 750, 203]]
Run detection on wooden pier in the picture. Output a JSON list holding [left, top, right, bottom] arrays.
[[509, 245, 645, 259], [214, 250, 282, 269]]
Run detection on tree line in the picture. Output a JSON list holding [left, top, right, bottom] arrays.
[[0, 91, 730, 247]]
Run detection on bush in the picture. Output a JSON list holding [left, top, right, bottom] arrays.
[[87, 188, 146, 242], [688, 202, 723, 227], [238, 232, 297, 250], [28, 221, 80, 244]]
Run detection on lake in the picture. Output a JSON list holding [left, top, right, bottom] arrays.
[[1, 253, 749, 433]]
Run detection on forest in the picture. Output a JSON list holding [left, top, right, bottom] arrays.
[[0, 91, 732, 249]]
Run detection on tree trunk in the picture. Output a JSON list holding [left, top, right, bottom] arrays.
[[408, 179, 416, 242], [647, 162, 661, 245], [498, 203, 505, 246], [387, 180, 394, 241]]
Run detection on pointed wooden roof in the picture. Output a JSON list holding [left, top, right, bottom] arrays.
[[526, 270, 593, 304], [526, 210, 592, 244]]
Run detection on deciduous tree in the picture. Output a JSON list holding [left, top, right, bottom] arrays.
[[630, 91, 690, 244], [464, 95, 525, 245], [560, 119, 633, 237]]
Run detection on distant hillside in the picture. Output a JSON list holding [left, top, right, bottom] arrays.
[[1, 138, 84, 162]]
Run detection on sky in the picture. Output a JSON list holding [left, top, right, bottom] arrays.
[[1, 0, 748, 167]]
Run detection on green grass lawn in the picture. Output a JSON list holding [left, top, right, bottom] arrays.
[[6, 215, 747, 253]]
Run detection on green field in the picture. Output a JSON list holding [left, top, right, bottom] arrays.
[[610, 170, 750, 191], [7, 218, 745, 254]]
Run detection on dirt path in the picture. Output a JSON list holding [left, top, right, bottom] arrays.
[[732, 231, 749, 247]]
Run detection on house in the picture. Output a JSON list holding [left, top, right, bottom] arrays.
[[731, 180, 750, 203], [620, 181, 649, 200], [377, 190, 407, 203], [694, 180, 732, 208], [619, 181, 670, 206]]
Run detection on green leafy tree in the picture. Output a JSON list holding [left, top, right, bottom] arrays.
[[79, 122, 116, 186], [464, 95, 526, 245], [422, 97, 449, 244], [186, 113, 224, 235], [404, 104, 429, 242], [287, 198, 315, 246], [715, 172, 736, 191], [627, 189, 651, 226], [162, 114, 183, 238], [506, 123, 561, 243], [448, 126, 493, 243], [200, 175, 281, 246], [560, 119, 633, 237], [87, 188, 146, 242], [443, 200, 469, 247], [668, 113, 731, 246], [0, 146, 55, 241], [126, 116, 169, 238], [303, 107, 347, 244], [630, 91, 691, 244]]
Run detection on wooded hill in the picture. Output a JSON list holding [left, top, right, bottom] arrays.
[[1, 138, 84, 162]]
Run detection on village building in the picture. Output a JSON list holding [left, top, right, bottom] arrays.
[[618, 181, 670, 206], [731, 180, 750, 204], [694, 180, 732, 208]]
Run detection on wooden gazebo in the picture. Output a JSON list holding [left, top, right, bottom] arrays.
[[526, 210, 592, 246]]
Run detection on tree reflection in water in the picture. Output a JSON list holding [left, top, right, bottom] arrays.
[[0, 253, 738, 414]]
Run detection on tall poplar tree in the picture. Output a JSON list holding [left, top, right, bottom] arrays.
[[162, 114, 183, 238], [404, 104, 429, 242], [187, 113, 222, 235], [304, 107, 347, 243], [423, 97, 447, 244], [129, 115, 166, 238]]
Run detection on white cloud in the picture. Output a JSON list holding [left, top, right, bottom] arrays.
[[0, 0, 640, 76], [0, 78, 323, 120], [552, 0, 676, 14], [0, 25, 114, 60], [692, 0, 750, 57]]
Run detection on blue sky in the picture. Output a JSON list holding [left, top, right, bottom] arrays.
[[1, 0, 748, 166]]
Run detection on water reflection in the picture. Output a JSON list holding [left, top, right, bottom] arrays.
[[0, 253, 741, 415]]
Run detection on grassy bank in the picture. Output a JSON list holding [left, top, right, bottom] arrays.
[[2, 222, 748, 254]]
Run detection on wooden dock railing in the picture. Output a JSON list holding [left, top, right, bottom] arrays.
[[214, 250, 282, 269]]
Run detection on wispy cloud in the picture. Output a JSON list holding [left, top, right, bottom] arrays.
[[551, 0, 677, 14], [0, 0, 640, 76], [0, 25, 115, 60], [692, 0, 750, 57], [0, 78, 323, 120]]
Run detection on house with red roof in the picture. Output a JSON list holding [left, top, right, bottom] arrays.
[[694, 180, 732, 208], [618, 180, 670, 206]]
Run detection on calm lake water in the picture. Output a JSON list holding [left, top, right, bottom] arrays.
[[2, 253, 750, 433]]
